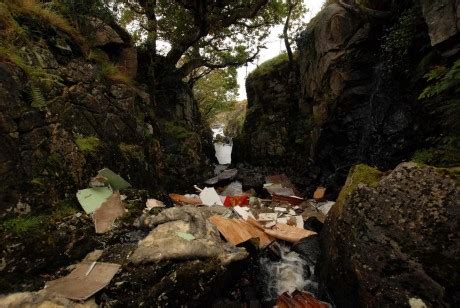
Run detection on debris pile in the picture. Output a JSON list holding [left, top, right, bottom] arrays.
[[1, 168, 335, 307]]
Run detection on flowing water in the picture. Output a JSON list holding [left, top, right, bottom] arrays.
[[211, 123, 233, 164], [260, 244, 318, 301]]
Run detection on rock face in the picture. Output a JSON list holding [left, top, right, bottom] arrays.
[[420, 0, 460, 46], [0, 14, 209, 213], [235, 56, 311, 170], [320, 163, 460, 307], [239, 1, 459, 193]]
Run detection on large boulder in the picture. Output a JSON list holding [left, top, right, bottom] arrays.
[[320, 163, 460, 307]]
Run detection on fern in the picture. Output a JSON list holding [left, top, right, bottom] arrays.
[[419, 59, 460, 132], [30, 83, 47, 108]]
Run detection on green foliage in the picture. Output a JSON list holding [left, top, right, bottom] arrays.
[[193, 67, 239, 124], [119, 143, 145, 161], [3, 216, 44, 235], [88, 49, 133, 85], [75, 135, 101, 153], [0, 46, 62, 108], [6, 0, 88, 54], [249, 53, 289, 78], [51, 200, 78, 220], [381, 6, 419, 77], [412, 136, 460, 168], [419, 59, 460, 132]]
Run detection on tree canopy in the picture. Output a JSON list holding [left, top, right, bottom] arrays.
[[110, 0, 301, 77]]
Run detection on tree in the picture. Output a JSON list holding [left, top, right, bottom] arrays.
[[193, 67, 238, 123], [111, 0, 290, 78], [282, 0, 305, 67]]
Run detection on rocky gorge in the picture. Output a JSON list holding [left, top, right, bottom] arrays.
[[0, 0, 459, 307]]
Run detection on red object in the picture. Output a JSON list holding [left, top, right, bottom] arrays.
[[276, 291, 330, 308], [272, 194, 304, 205], [223, 195, 249, 207]]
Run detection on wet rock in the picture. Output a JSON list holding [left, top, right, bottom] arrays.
[[292, 235, 321, 267], [320, 162, 460, 307]]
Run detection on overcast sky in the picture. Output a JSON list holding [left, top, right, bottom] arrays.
[[237, 0, 325, 99]]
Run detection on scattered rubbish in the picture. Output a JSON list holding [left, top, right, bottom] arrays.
[[223, 195, 249, 207], [274, 207, 288, 213], [276, 290, 329, 308], [169, 193, 202, 205], [316, 201, 335, 215], [204, 168, 238, 185], [76, 187, 113, 214], [233, 206, 254, 220], [92, 192, 126, 234], [295, 216, 304, 229], [264, 224, 317, 244], [266, 174, 300, 196], [209, 215, 274, 248], [258, 213, 278, 222], [131, 207, 248, 264], [265, 185, 296, 197], [176, 231, 195, 241], [302, 202, 327, 223], [146, 198, 166, 209], [313, 186, 326, 201], [97, 168, 131, 190], [221, 181, 243, 196], [277, 217, 289, 224], [265, 221, 276, 228], [199, 187, 224, 206], [44, 262, 121, 301], [82, 250, 104, 263], [272, 194, 304, 205]]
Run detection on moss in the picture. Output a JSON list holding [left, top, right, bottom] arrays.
[[30, 177, 45, 186], [164, 122, 195, 140], [119, 143, 145, 161], [3, 216, 45, 235], [75, 135, 101, 153], [335, 164, 382, 212], [6, 0, 89, 55], [88, 49, 132, 85], [249, 52, 295, 78], [51, 199, 78, 220]]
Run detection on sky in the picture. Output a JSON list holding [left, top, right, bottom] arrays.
[[237, 0, 325, 100]]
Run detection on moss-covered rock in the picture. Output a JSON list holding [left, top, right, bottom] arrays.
[[320, 162, 460, 306]]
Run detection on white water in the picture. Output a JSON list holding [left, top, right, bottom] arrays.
[[211, 124, 233, 165], [260, 244, 314, 300]]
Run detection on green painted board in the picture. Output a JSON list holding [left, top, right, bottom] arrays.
[[176, 232, 195, 241], [97, 168, 131, 190], [76, 187, 113, 214]]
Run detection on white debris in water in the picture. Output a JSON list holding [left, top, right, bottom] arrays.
[[214, 142, 232, 164], [260, 244, 312, 300]]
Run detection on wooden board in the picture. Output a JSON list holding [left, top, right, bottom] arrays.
[[209, 215, 274, 248]]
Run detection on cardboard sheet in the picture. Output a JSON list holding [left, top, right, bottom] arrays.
[[169, 193, 202, 205], [209, 215, 274, 248], [45, 262, 121, 301], [92, 192, 126, 233], [76, 187, 113, 214], [264, 223, 317, 243], [97, 168, 131, 190]]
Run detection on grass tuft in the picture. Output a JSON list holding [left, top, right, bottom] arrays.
[[75, 135, 101, 154]]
